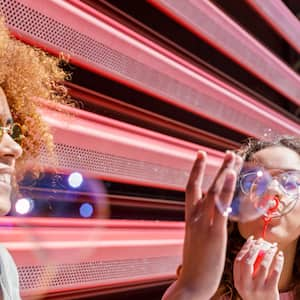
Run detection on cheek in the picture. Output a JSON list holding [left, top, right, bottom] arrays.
[[284, 203, 300, 234], [0, 195, 11, 216], [0, 185, 12, 216]]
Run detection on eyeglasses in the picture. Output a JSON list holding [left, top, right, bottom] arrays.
[[238, 168, 300, 217], [239, 168, 300, 196], [0, 123, 24, 145]]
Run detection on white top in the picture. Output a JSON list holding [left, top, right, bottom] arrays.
[[0, 245, 21, 300]]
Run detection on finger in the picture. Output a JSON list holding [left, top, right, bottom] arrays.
[[211, 151, 236, 186], [214, 169, 236, 228], [266, 251, 284, 288], [253, 244, 278, 286], [203, 152, 235, 219], [238, 240, 262, 287], [234, 236, 254, 286], [233, 154, 244, 175], [185, 151, 206, 220]]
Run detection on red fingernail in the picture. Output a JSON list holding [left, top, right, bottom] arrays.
[[197, 150, 206, 158]]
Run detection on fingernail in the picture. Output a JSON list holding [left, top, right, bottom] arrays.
[[255, 238, 263, 244], [246, 236, 254, 245], [197, 150, 206, 159], [244, 236, 253, 246], [225, 150, 234, 160]]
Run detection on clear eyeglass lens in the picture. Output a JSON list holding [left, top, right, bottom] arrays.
[[279, 172, 299, 194], [240, 169, 270, 196], [11, 124, 23, 144], [0, 124, 23, 144], [216, 169, 300, 222]]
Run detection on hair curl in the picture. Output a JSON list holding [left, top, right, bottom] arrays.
[[214, 135, 300, 299], [0, 18, 70, 181]]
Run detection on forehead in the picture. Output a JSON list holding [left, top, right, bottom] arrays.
[[0, 88, 12, 123], [250, 146, 300, 170]]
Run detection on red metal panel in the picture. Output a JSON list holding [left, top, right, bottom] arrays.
[[149, 0, 300, 106], [67, 82, 240, 150], [0, 0, 299, 138], [0, 217, 184, 299], [246, 0, 300, 54], [36, 100, 223, 191]]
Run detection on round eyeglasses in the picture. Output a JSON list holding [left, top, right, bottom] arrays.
[[0, 123, 24, 145], [238, 168, 300, 218], [216, 167, 300, 222]]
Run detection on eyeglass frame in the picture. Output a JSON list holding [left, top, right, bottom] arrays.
[[0, 123, 24, 145], [238, 168, 300, 196]]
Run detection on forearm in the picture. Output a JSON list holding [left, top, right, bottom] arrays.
[[162, 280, 211, 300]]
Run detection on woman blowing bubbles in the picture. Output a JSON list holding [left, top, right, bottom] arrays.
[[162, 137, 300, 299], [0, 18, 68, 299]]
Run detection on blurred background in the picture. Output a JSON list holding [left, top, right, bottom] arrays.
[[0, 0, 300, 299]]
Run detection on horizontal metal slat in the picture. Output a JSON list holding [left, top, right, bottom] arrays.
[[20, 186, 185, 212], [37, 101, 223, 192], [67, 82, 240, 150], [149, 0, 300, 106], [1, 0, 299, 139], [246, 0, 300, 54], [0, 217, 183, 299]]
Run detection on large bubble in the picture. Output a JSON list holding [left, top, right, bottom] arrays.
[[6, 170, 109, 299]]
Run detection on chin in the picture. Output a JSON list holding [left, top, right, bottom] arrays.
[[0, 196, 12, 216], [238, 220, 262, 239]]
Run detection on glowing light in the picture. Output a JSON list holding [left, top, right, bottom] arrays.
[[257, 170, 263, 177], [68, 172, 83, 188], [80, 203, 94, 218], [15, 198, 34, 215]]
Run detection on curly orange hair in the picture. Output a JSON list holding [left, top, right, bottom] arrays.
[[0, 18, 69, 179]]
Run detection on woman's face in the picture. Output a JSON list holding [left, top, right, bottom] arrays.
[[0, 88, 22, 215], [238, 145, 300, 247]]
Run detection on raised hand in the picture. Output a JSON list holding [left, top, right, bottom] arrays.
[[162, 150, 242, 300], [233, 237, 284, 300]]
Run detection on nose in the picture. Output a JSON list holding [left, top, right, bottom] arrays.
[[0, 132, 23, 160], [262, 179, 282, 207]]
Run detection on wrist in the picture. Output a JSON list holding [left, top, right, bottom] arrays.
[[175, 265, 215, 299], [162, 280, 211, 300]]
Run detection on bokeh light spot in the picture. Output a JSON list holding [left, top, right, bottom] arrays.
[[80, 203, 93, 218], [15, 198, 34, 215], [68, 172, 83, 188]]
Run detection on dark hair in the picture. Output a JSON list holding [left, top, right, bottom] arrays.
[[214, 135, 300, 299], [236, 135, 300, 161]]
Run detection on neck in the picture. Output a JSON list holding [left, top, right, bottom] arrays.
[[278, 239, 298, 292]]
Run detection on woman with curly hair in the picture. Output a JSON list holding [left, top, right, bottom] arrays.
[[162, 136, 300, 299], [0, 18, 68, 299]]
